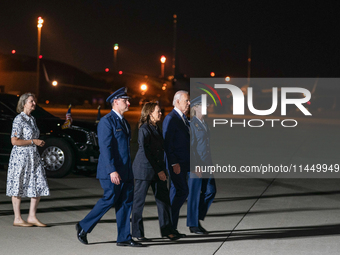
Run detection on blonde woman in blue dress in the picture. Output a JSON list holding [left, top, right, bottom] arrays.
[[6, 93, 50, 227]]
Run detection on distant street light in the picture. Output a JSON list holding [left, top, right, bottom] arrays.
[[52, 80, 58, 86], [36, 16, 44, 99], [113, 43, 119, 73], [160, 55, 166, 78], [210, 72, 215, 77], [12, 50, 16, 54], [141, 84, 148, 91], [225, 76, 230, 82]]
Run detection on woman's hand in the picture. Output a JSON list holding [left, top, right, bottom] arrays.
[[158, 171, 167, 181], [33, 139, 45, 147], [172, 163, 181, 174]]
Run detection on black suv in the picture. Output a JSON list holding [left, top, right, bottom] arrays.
[[0, 94, 99, 178]]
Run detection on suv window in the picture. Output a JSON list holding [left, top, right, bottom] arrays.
[[32, 105, 58, 119], [0, 101, 16, 117], [0, 96, 57, 119]]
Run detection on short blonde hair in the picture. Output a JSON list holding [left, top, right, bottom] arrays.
[[16, 92, 36, 113], [190, 104, 200, 117]]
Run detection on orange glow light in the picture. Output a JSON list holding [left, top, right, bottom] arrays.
[[37, 17, 44, 28]]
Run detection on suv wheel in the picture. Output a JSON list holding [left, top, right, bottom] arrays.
[[39, 138, 75, 178]]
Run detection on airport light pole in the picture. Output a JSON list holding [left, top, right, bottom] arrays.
[[36, 17, 44, 99], [113, 43, 119, 73], [160, 55, 166, 78]]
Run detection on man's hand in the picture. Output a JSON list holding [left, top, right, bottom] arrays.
[[173, 163, 181, 174], [110, 171, 121, 185], [193, 166, 202, 178], [158, 171, 167, 181]]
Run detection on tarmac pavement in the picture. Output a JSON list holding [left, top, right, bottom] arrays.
[[1, 114, 340, 254], [1, 172, 340, 255]]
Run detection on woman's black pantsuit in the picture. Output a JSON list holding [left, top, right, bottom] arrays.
[[133, 179, 173, 237], [132, 123, 174, 238]]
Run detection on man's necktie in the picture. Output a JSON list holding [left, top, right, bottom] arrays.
[[183, 115, 190, 131], [121, 118, 129, 134]]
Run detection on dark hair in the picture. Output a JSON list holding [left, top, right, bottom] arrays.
[[138, 102, 159, 128]]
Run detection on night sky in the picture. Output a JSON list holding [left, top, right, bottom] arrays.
[[1, 1, 340, 78]]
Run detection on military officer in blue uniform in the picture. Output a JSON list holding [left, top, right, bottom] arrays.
[[187, 96, 216, 234], [76, 87, 142, 247]]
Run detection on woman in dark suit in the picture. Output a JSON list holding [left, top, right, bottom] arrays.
[[132, 102, 179, 241]]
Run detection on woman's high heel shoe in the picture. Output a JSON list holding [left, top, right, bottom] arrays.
[[163, 234, 180, 241]]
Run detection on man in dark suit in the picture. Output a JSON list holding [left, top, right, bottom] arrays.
[[187, 96, 216, 235], [163, 90, 190, 236], [76, 87, 142, 247]]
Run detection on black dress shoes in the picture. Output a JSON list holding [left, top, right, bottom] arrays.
[[136, 237, 151, 241], [198, 222, 209, 234], [189, 223, 208, 235], [189, 226, 206, 234], [116, 239, 143, 247], [174, 229, 186, 238], [75, 223, 88, 244], [163, 234, 180, 241]]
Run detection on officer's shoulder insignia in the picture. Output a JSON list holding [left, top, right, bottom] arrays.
[[195, 123, 199, 128]]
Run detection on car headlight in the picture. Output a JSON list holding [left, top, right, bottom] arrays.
[[85, 131, 98, 146], [63, 127, 97, 145]]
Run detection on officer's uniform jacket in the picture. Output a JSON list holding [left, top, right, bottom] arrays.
[[190, 116, 213, 170], [96, 110, 132, 181]]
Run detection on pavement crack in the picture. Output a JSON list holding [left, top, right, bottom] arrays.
[[212, 178, 277, 255]]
